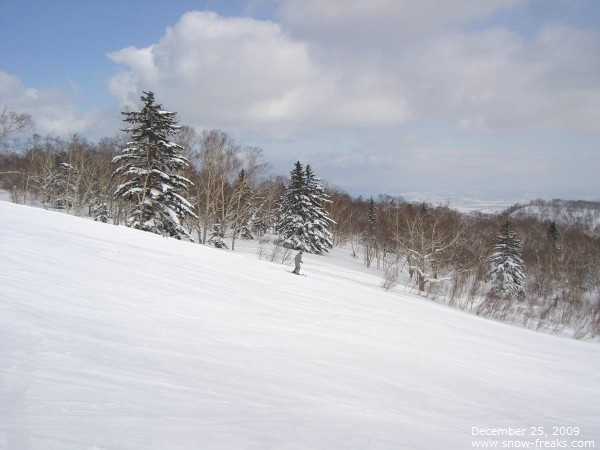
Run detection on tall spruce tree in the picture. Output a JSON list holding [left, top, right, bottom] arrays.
[[488, 220, 526, 298], [276, 161, 308, 251], [276, 161, 335, 254], [304, 164, 335, 253], [112, 91, 196, 240]]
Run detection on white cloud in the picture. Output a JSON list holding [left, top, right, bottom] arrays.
[[106, 7, 600, 143], [3, 1, 598, 198], [0, 70, 108, 138], [273, 1, 600, 135], [106, 11, 411, 136], [276, 0, 523, 45], [395, 24, 600, 133]]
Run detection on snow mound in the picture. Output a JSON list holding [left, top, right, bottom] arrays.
[[1, 202, 599, 449]]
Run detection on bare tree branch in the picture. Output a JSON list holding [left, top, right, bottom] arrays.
[[0, 107, 33, 144]]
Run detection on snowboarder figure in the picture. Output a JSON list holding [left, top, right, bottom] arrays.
[[292, 250, 303, 274]]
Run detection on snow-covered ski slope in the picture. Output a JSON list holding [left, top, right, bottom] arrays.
[[1, 201, 599, 450]]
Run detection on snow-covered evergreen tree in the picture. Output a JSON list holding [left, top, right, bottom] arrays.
[[488, 221, 526, 298], [208, 223, 228, 248], [276, 161, 334, 254], [112, 91, 196, 240], [304, 164, 335, 253], [90, 196, 109, 223], [44, 156, 76, 210], [276, 161, 306, 250]]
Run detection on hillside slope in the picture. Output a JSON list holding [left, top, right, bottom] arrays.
[[507, 199, 600, 236], [1, 202, 599, 450]]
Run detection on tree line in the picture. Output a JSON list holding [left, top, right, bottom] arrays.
[[1, 97, 599, 339]]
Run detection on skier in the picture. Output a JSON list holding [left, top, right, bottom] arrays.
[[292, 250, 303, 274]]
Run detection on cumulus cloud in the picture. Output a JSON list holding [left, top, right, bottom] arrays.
[[273, 0, 600, 135], [102, 5, 598, 196], [0, 70, 108, 138], [5, 1, 595, 197], [106, 6, 600, 142], [106, 11, 411, 136]]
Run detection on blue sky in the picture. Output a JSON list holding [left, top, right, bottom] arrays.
[[1, 0, 599, 200], [1, 1, 256, 107]]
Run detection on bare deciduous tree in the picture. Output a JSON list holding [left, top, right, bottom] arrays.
[[191, 130, 241, 244], [226, 147, 268, 250], [0, 107, 33, 149], [394, 205, 463, 292]]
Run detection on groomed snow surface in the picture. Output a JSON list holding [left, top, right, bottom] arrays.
[[1, 201, 599, 450]]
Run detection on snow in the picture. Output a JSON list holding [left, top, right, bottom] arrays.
[[510, 202, 600, 235], [1, 201, 599, 450]]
